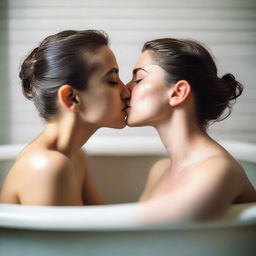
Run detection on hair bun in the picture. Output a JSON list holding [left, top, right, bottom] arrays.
[[221, 73, 235, 82], [220, 73, 243, 101], [21, 77, 34, 99], [19, 47, 39, 100]]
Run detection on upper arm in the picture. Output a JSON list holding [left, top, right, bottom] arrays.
[[17, 153, 83, 206], [183, 162, 238, 218]]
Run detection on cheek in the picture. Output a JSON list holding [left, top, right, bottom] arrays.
[[83, 89, 120, 119], [132, 83, 163, 109], [129, 82, 170, 124], [98, 90, 123, 121], [132, 84, 154, 103], [105, 90, 121, 109]]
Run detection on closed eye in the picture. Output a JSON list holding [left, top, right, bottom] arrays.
[[134, 79, 142, 84], [108, 81, 118, 86]]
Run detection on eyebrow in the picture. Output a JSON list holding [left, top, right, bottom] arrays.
[[133, 68, 148, 76], [104, 68, 119, 77]]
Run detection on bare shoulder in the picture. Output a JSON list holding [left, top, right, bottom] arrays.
[[138, 152, 255, 221], [192, 153, 242, 182], [17, 149, 72, 176], [211, 155, 256, 203], [1, 150, 72, 202], [149, 158, 171, 179], [145, 157, 171, 188], [15, 150, 72, 188], [189, 154, 245, 200], [139, 157, 170, 201], [152, 158, 171, 169]]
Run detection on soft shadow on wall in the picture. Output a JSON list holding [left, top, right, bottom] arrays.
[[0, 0, 10, 144], [0, 0, 11, 181]]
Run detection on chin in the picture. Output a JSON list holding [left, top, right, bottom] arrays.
[[126, 114, 158, 127], [109, 119, 127, 129], [115, 123, 127, 129], [126, 118, 146, 127]]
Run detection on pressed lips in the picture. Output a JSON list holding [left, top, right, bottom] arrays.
[[123, 101, 131, 111]]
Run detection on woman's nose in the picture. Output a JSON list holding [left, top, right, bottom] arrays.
[[121, 84, 131, 100], [126, 80, 134, 93]]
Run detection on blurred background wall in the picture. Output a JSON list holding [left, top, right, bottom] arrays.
[[0, 0, 255, 145], [0, 0, 10, 144]]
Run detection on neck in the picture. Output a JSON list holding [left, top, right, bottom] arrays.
[[42, 113, 98, 157], [155, 110, 213, 169]]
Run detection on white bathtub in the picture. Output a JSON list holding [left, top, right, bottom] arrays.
[[0, 138, 256, 256]]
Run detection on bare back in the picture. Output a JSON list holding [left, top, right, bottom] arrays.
[[0, 143, 106, 206]]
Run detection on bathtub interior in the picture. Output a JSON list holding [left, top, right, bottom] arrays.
[[239, 160, 256, 190], [0, 154, 256, 204]]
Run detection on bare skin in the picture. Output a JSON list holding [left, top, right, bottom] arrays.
[[0, 145, 104, 206], [0, 46, 130, 206], [126, 50, 256, 223], [139, 147, 256, 222]]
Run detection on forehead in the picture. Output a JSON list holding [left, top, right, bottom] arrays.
[[135, 50, 154, 68], [95, 46, 118, 70]]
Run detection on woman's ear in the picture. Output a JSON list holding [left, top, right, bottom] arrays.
[[58, 85, 80, 112], [168, 80, 191, 107]]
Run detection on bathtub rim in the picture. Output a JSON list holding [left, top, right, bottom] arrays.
[[0, 202, 255, 232], [0, 139, 256, 162]]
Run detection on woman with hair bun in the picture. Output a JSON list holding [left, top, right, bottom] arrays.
[[126, 38, 256, 222], [0, 30, 130, 205]]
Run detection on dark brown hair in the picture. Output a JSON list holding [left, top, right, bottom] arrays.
[[142, 38, 243, 128], [19, 30, 109, 121]]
